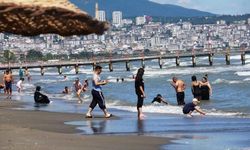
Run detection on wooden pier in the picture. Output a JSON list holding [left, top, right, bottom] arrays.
[[0, 50, 250, 74]]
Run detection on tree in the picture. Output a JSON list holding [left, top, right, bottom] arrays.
[[26, 49, 43, 61], [3, 50, 16, 63], [44, 53, 54, 60]]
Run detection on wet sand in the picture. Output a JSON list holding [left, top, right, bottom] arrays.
[[0, 100, 170, 150]]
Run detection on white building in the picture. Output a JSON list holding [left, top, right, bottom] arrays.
[[150, 35, 161, 47], [98, 10, 106, 21], [136, 16, 146, 25], [112, 11, 122, 26], [248, 18, 250, 24], [122, 19, 133, 25], [217, 20, 226, 25]]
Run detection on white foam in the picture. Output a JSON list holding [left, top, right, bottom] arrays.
[[212, 78, 243, 84], [243, 78, 250, 81], [108, 104, 248, 117], [37, 79, 58, 84], [235, 71, 250, 76]]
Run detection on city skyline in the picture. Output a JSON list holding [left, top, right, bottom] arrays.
[[150, 0, 250, 15]]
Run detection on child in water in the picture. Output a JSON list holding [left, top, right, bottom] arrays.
[[16, 78, 25, 93]]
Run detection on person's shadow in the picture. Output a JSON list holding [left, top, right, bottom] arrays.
[[137, 119, 145, 135]]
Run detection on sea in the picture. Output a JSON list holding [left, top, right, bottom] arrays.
[[2, 54, 250, 150]]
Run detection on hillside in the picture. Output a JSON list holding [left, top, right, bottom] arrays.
[[70, 0, 214, 19]]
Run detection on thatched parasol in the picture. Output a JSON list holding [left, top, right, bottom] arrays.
[[0, 0, 109, 36]]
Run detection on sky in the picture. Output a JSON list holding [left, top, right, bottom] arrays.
[[150, 0, 250, 15]]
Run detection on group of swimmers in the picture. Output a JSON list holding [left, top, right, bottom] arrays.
[[135, 68, 211, 119]]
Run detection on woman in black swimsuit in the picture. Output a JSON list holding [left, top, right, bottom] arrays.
[[200, 77, 212, 100], [191, 75, 201, 101]]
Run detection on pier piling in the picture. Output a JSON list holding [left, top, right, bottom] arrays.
[[209, 53, 213, 66], [126, 61, 130, 71], [158, 57, 163, 69], [92, 62, 96, 70], [192, 55, 196, 67], [57, 66, 62, 75], [225, 53, 230, 65], [40, 66, 44, 76], [176, 56, 180, 66], [109, 62, 113, 72], [141, 59, 145, 68], [75, 65, 79, 74], [241, 52, 246, 65]]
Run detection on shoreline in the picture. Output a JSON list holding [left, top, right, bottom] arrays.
[[0, 99, 170, 150]]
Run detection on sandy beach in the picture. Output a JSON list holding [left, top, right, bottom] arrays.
[[0, 100, 170, 150]]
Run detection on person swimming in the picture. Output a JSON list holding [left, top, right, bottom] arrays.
[[62, 86, 69, 94], [151, 94, 169, 105]]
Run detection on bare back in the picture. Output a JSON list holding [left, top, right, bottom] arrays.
[[176, 80, 185, 92]]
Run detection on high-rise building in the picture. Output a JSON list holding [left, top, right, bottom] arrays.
[[95, 2, 99, 19], [98, 10, 106, 21], [248, 18, 250, 24], [112, 11, 122, 26]]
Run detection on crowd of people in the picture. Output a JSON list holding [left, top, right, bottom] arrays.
[[1, 66, 212, 119], [136, 68, 211, 119]]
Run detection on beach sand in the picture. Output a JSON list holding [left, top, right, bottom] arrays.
[[0, 100, 170, 150]]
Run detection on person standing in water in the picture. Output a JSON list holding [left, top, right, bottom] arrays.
[[200, 76, 212, 100], [19, 67, 24, 78], [73, 78, 83, 103], [191, 75, 201, 101], [135, 68, 146, 119], [16, 78, 25, 93], [3, 69, 13, 99], [85, 65, 112, 118], [76, 79, 89, 103], [171, 77, 186, 105]]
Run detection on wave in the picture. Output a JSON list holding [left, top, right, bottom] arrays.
[[235, 71, 250, 76], [108, 104, 249, 118], [133, 63, 250, 78], [212, 78, 243, 84], [243, 78, 250, 81]]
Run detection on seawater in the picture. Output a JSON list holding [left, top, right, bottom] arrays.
[[3, 54, 250, 150], [8, 54, 250, 116]]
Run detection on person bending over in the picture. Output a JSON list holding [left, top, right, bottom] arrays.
[[183, 98, 206, 117], [151, 94, 168, 105]]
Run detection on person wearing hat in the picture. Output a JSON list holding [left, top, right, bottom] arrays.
[[151, 94, 169, 105], [183, 98, 206, 117]]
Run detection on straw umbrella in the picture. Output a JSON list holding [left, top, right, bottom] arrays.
[[0, 0, 109, 36]]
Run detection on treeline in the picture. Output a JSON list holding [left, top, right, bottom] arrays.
[[0, 49, 155, 63], [151, 14, 250, 25], [0, 50, 93, 63]]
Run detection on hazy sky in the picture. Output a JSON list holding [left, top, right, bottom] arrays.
[[150, 0, 250, 15]]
